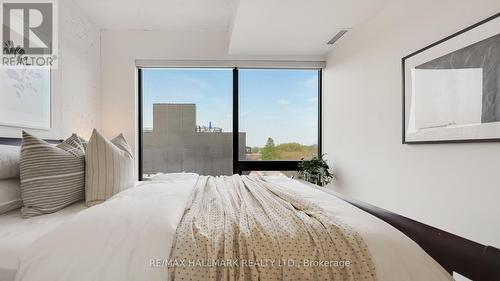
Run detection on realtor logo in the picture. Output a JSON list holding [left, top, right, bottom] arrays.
[[1, 0, 58, 67]]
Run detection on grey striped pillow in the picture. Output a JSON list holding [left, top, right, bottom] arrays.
[[85, 129, 134, 207], [20, 131, 87, 217]]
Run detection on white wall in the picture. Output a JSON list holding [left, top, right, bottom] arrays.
[[0, 0, 101, 140], [323, 0, 500, 256], [100, 30, 229, 172], [58, 1, 101, 139], [100, 29, 323, 176]]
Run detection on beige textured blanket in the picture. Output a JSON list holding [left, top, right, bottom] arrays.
[[168, 175, 377, 281]]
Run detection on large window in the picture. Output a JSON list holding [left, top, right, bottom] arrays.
[[139, 67, 321, 179], [140, 68, 233, 178], [239, 69, 319, 161]]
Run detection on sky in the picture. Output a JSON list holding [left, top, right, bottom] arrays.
[[142, 68, 318, 147]]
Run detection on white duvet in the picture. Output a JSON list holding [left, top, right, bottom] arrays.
[[14, 173, 453, 281]]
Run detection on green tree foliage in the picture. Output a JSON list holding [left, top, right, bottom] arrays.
[[273, 142, 317, 160], [259, 137, 318, 161], [261, 137, 278, 160]]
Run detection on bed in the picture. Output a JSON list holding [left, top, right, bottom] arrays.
[[0, 172, 452, 281], [0, 138, 499, 281], [0, 202, 86, 281]]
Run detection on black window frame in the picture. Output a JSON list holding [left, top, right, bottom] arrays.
[[138, 67, 322, 180]]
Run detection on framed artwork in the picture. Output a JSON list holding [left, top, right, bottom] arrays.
[[403, 13, 500, 144], [0, 66, 51, 130]]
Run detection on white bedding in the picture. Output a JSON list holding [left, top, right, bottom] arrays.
[[13, 173, 453, 281], [0, 202, 86, 281]]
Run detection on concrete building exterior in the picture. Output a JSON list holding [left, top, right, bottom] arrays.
[[143, 104, 246, 176]]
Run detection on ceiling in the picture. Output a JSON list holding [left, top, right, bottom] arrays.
[[71, 0, 233, 31], [229, 0, 389, 56], [72, 0, 389, 57]]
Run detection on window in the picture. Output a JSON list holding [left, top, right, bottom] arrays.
[[140, 68, 233, 178], [139, 67, 321, 179], [239, 69, 319, 161]]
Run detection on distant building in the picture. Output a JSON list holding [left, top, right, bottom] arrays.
[[143, 104, 246, 176], [245, 147, 262, 160], [245, 153, 262, 161]]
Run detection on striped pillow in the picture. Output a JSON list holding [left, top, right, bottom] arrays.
[[20, 131, 87, 217], [85, 129, 134, 207]]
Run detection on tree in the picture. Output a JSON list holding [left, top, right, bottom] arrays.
[[258, 138, 318, 160], [265, 137, 275, 148], [261, 137, 278, 160]]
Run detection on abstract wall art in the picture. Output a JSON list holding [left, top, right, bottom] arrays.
[[403, 13, 500, 143]]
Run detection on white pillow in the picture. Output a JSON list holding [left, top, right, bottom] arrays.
[[0, 145, 20, 179], [0, 178, 22, 214], [85, 129, 134, 206]]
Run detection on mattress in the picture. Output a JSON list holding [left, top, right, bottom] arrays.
[[0, 202, 86, 281], [13, 173, 453, 281]]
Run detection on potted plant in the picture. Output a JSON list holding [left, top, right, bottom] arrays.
[[297, 154, 334, 187]]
